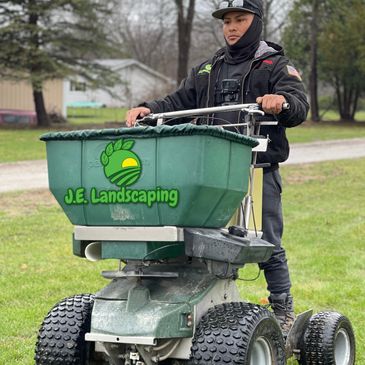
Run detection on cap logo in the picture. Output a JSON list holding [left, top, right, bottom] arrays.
[[219, 0, 257, 11], [214, 0, 262, 19]]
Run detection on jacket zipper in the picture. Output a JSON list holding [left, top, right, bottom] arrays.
[[237, 58, 256, 125], [207, 54, 224, 124]]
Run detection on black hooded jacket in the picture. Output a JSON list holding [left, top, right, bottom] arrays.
[[143, 41, 309, 166]]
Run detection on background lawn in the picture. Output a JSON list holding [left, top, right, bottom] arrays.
[[1, 110, 365, 163], [320, 110, 365, 122], [286, 120, 365, 143], [0, 158, 364, 364], [0, 129, 49, 163], [67, 107, 127, 125]]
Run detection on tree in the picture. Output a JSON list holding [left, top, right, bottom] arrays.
[[318, 0, 365, 122], [283, 0, 329, 122], [189, 0, 224, 67], [113, 0, 196, 84], [309, 0, 320, 122], [110, 0, 178, 79], [282, 5, 310, 78], [112, 1, 294, 91], [0, 0, 121, 126], [175, 0, 196, 84], [262, 0, 291, 41], [284, 0, 365, 122]]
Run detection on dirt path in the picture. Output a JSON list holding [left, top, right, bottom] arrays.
[[0, 160, 48, 193], [1, 138, 365, 193], [283, 137, 365, 165]]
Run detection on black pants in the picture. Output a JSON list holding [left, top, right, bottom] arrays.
[[259, 169, 292, 295]]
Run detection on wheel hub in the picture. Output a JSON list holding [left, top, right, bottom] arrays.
[[335, 328, 351, 365], [250, 337, 273, 365]]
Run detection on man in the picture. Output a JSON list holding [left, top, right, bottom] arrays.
[[126, 0, 309, 336]]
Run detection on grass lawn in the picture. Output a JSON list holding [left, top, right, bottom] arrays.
[[1, 118, 365, 164], [321, 110, 365, 122], [0, 129, 49, 162], [0, 158, 364, 363], [0, 108, 127, 162], [67, 107, 127, 125], [0, 190, 116, 364], [286, 120, 365, 143], [0, 106, 364, 163]]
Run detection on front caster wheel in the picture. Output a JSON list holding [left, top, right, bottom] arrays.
[[190, 302, 286, 364], [299, 311, 356, 365]]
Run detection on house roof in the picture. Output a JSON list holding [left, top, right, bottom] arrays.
[[98, 59, 174, 84]]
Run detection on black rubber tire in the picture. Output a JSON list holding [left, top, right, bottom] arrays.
[[35, 294, 95, 365], [299, 311, 356, 365], [190, 302, 286, 364]]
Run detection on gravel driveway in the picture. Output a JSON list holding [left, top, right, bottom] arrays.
[[1, 138, 365, 193]]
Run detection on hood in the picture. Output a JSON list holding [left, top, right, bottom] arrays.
[[254, 41, 284, 59], [213, 40, 284, 64]]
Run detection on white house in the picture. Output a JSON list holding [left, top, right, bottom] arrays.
[[64, 59, 175, 110], [0, 59, 174, 117]]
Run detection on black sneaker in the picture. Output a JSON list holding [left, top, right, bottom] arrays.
[[269, 293, 295, 337]]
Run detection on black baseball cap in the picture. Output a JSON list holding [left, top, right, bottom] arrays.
[[212, 0, 263, 19]]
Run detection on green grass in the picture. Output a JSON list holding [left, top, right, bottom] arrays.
[[0, 129, 49, 162], [286, 120, 365, 143], [0, 158, 364, 363], [0, 190, 115, 364], [321, 110, 365, 122], [1, 121, 365, 163], [67, 107, 127, 125], [1, 106, 365, 163], [0, 108, 127, 163]]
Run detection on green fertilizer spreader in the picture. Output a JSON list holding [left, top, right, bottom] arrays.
[[34, 105, 356, 365]]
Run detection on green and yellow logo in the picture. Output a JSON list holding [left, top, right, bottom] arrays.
[[100, 139, 142, 188], [64, 139, 179, 208]]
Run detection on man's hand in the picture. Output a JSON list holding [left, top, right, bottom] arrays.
[[256, 95, 287, 115], [126, 107, 151, 127]]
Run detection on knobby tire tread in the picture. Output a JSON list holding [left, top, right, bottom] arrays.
[[190, 302, 285, 364], [34, 294, 94, 365], [299, 311, 356, 365]]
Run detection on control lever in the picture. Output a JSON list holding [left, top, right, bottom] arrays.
[[136, 116, 157, 126], [243, 107, 265, 116]]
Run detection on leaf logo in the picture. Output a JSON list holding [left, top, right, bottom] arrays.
[[100, 139, 142, 188], [198, 63, 212, 75]]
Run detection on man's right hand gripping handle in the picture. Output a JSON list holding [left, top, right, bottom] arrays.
[[126, 107, 151, 127]]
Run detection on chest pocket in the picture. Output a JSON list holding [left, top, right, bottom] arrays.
[[249, 69, 271, 97]]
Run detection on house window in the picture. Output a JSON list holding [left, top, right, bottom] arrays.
[[70, 81, 87, 92]]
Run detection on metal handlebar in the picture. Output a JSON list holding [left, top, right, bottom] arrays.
[[139, 103, 259, 122], [137, 102, 289, 126]]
